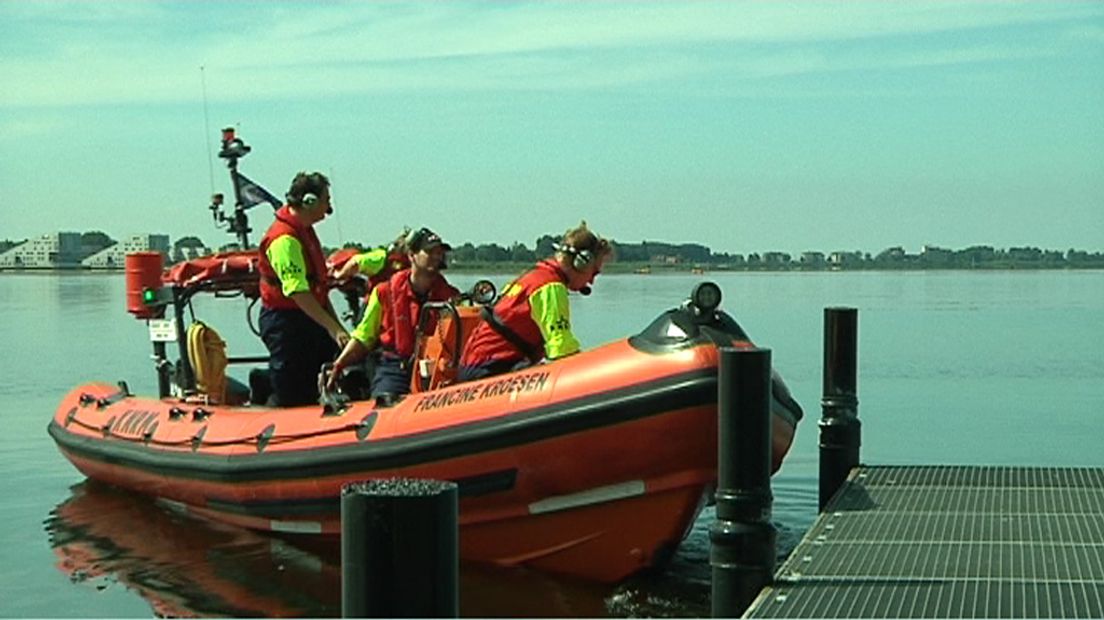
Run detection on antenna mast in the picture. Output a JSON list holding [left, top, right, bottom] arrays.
[[208, 127, 255, 249], [200, 66, 216, 196]]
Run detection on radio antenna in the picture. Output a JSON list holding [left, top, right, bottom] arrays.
[[200, 65, 216, 196], [330, 166, 345, 245]]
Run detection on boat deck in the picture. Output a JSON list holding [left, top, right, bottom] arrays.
[[745, 465, 1104, 618]]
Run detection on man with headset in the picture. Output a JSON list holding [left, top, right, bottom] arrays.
[[257, 171, 349, 406], [458, 221, 611, 382]]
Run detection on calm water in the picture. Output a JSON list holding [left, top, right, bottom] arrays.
[[2, 270, 1102, 617]]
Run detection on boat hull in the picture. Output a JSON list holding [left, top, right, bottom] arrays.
[[50, 338, 799, 582]]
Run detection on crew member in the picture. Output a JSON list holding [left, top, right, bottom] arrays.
[[331, 229, 412, 285], [329, 228, 459, 398], [257, 171, 349, 406], [458, 222, 611, 382], [329, 230, 412, 331]]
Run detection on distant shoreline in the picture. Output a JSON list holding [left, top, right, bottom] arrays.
[[4, 263, 1104, 276], [6, 235, 1102, 273]]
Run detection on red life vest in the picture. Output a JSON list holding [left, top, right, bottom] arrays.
[[461, 260, 568, 365], [364, 252, 411, 302], [258, 206, 330, 310], [376, 269, 459, 358]]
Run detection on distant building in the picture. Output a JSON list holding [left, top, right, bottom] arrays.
[[79, 233, 115, 260], [762, 251, 791, 265], [875, 246, 906, 261], [82, 234, 170, 269], [919, 244, 954, 267], [953, 245, 997, 267], [828, 251, 863, 269], [800, 251, 826, 268], [0, 233, 83, 269]]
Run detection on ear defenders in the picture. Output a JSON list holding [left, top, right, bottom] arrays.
[[572, 248, 594, 270], [554, 243, 594, 270], [287, 191, 331, 214], [286, 192, 315, 207]]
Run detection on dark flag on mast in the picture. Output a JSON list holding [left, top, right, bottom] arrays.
[[234, 172, 282, 209]]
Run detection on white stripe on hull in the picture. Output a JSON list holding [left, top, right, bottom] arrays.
[[528, 480, 646, 515]]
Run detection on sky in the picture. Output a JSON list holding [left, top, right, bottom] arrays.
[[1, 1, 1102, 255]]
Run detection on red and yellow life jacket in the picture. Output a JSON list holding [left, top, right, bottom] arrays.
[[257, 206, 330, 310], [376, 270, 458, 359], [366, 252, 411, 300], [461, 260, 568, 365]]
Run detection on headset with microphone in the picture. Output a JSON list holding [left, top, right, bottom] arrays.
[[287, 191, 333, 214], [286, 172, 334, 214], [553, 242, 594, 271], [553, 242, 596, 295]]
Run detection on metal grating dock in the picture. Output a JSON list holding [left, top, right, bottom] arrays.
[[745, 465, 1104, 618]]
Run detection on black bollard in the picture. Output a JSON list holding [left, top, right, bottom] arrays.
[[342, 478, 459, 618], [819, 307, 861, 511], [711, 347, 776, 618]]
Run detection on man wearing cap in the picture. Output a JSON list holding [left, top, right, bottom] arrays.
[[329, 227, 460, 398]]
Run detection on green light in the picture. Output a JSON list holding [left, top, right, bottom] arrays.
[[142, 288, 157, 304]]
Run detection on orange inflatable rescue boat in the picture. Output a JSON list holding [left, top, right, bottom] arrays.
[[50, 250, 803, 583]]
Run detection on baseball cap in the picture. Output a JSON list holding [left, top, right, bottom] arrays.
[[408, 227, 452, 252]]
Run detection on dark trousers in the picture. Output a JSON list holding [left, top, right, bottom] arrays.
[[259, 307, 339, 407], [371, 354, 411, 398], [457, 358, 532, 383]]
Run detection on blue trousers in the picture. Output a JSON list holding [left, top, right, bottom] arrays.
[[259, 307, 338, 407], [371, 354, 412, 397]]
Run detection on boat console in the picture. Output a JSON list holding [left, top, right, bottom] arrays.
[[629, 282, 752, 353]]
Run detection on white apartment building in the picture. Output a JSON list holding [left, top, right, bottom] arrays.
[[82, 234, 170, 269], [0, 233, 83, 268]]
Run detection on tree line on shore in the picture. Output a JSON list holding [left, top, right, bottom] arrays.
[[4, 232, 1103, 271], [341, 236, 1104, 271]]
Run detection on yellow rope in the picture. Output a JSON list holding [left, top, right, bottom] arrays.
[[187, 320, 228, 404]]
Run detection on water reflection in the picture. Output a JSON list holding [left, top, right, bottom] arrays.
[[52, 273, 120, 310], [45, 481, 340, 617], [605, 502, 809, 618], [44, 481, 811, 618]]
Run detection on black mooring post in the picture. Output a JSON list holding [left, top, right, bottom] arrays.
[[819, 307, 860, 511], [711, 347, 776, 618], [341, 478, 459, 618]]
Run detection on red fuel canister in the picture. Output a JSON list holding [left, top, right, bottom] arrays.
[[125, 252, 164, 319]]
